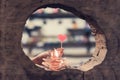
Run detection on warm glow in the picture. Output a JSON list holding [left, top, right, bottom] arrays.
[[54, 49, 59, 58], [41, 48, 66, 71]]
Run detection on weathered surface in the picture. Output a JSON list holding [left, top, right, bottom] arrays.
[[0, 0, 120, 80]]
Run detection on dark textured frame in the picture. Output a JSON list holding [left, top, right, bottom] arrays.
[[0, 0, 120, 80]]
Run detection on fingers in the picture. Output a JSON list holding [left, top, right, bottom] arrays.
[[32, 51, 49, 65]]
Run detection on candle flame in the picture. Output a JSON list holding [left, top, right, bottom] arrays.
[[54, 49, 59, 58]]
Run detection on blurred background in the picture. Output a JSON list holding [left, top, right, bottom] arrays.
[[21, 7, 95, 66]]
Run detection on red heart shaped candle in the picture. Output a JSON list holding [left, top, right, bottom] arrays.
[[58, 34, 67, 42]]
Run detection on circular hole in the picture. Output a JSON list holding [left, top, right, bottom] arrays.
[[21, 7, 107, 71]]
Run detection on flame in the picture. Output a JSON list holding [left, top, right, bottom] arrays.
[[54, 49, 59, 58]]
